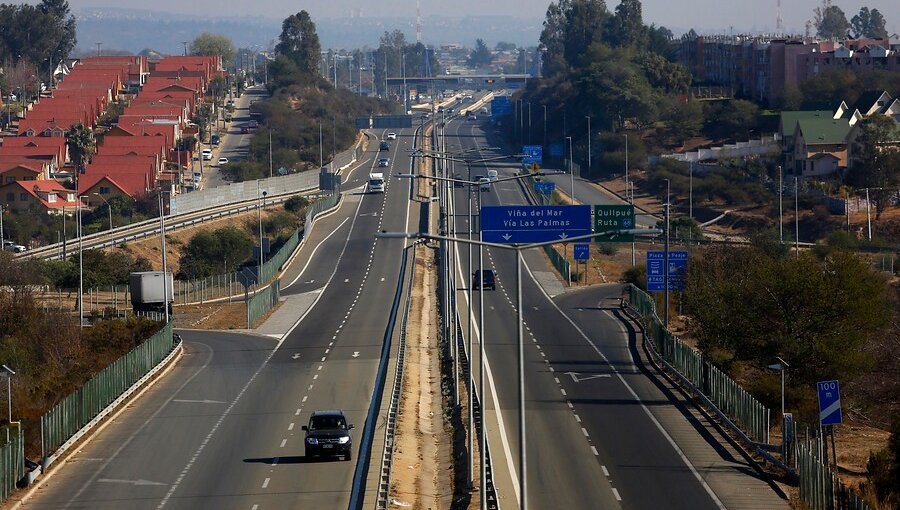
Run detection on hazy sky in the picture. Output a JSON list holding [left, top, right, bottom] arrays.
[[73, 0, 900, 34]]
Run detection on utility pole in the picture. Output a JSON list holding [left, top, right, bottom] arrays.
[[542, 105, 547, 149], [778, 166, 783, 243], [664, 179, 671, 327], [319, 122, 323, 169], [95, 42, 102, 57], [269, 129, 273, 177], [182, 41, 188, 56], [794, 177, 799, 256]]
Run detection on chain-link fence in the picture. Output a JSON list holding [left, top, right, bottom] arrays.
[[41, 322, 176, 460], [0, 423, 24, 503]]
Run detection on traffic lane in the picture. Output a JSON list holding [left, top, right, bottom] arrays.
[[449, 122, 619, 508], [551, 285, 719, 508], [21, 331, 278, 510], [466, 136, 716, 509]]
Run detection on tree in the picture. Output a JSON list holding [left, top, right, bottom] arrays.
[[65, 123, 96, 185], [846, 116, 900, 219], [606, 0, 646, 49], [177, 227, 253, 279], [850, 7, 888, 38], [468, 38, 493, 68], [495, 41, 518, 52], [275, 10, 322, 77], [562, 0, 608, 69], [684, 244, 889, 384], [711, 100, 759, 139], [190, 33, 235, 67], [636, 52, 690, 93], [646, 24, 675, 58], [539, 0, 573, 77], [778, 84, 803, 110], [814, 0, 850, 40], [662, 98, 704, 144]]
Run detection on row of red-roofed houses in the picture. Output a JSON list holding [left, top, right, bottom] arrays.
[[0, 55, 222, 216]]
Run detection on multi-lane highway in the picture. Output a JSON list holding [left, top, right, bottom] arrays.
[[21, 125, 420, 509], [446, 115, 788, 509]]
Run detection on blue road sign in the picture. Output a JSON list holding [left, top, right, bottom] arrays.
[[549, 143, 565, 157], [646, 251, 688, 292], [534, 181, 555, 195], [817, 380, 843, 426], [574, 244, 590, 261], [481, 205, 592, 244], [491, 96, 512, 117], [522, 145, 543, 165]]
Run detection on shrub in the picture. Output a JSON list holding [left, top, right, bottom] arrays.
[[284, 195, 310, 213]]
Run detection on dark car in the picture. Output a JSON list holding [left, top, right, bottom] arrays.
[[303, 410, 354, 461], [240, 125, 250, 134], [453, 173, 464, 187], [472, 269, 496, 291], [379, 140, 390, 151]]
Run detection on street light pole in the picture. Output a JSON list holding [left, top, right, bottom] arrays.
[[566, 136, 575, 203], [664, 179, 670, 327], [778, 166, 783, 243], [77, 198, 84, 327], [158, 191, 170, 323], [542, 105, 547, 150], [585, 115, 591, 176]]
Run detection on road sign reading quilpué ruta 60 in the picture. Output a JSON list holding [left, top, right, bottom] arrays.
[[593, 205, 635, 242]]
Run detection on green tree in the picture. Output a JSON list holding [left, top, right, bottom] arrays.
[[539, 0, 573, 77], [495, 41, 518, 51], [468, 38, 493, 67], [65, 123, 95, 187], [662, 98, 704, 144], [846, 116, 900, 219], [635, 52, 690, 93], [850, 7, 888, 38], [177, 227, 253, 279], [275, 10, 322, 77], [814, 0, 850, 40], [711, 100, 759, 139], [190, 33, 235, 67], [778, 84, 804, 110], [563, 0, 608, 69], [684, 244, 889, 383], [605, 0, 646, 48], [646, 24, 675, 58]]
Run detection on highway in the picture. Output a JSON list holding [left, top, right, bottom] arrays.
[[21, 126, 420, 509], [446, 115, 788, 509]]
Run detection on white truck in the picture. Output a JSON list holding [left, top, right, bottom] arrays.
[[130, 271, 174, 313], [368, 172, 385, 193]]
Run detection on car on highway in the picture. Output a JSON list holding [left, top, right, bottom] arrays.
[[477, 176, 491, 191], [379, 140, 390, 151], [248, 120, 259, 129], [472, 269, 496, 290], [201, 149, 213, 161], [470, 114, 478, 121], [217, 157, 228, 166], [211, 134, 220, 146], [386, 132, 397, 140], [303, 410, 354, 461], [377, 158, 389, 167], [240, 125, 250, 134], [2, 240, 26, 253], [487, 169, 499, 182]]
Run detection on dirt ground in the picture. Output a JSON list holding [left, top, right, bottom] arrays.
[[390, 246, 454, 508]]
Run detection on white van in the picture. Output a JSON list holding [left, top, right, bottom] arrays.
[[487, 169, 499, 182], [369, 172, 385, 193]]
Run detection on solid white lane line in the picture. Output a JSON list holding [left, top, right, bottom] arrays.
[[582, 427, 589, 437], [601, 464, 609, 475], [612, 488, 622, 501], [284, 217, 350, 289]]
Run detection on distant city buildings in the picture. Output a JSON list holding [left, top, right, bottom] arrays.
[[677, 34, 900, 104]]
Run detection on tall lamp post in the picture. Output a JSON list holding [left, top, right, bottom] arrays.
[[77, 196, 86, 327], [92, 193, 113, 232], [585, 115, 591, 177], [565, 136, 575, 203], [157, 191, 170, 323], [258, 185, 268, 283], [768, 357, 789, 454], [377, 227, 662, 510]]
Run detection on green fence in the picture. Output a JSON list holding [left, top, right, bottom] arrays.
[[1, 423, 24, 502], [627, 284, 769, 443], [542, 245, 571, 283], [41, 322, 176, 459], [248, 279, 280, 327]]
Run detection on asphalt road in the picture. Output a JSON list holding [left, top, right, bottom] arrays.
[[197, 86, 266, 190], [447, 116, 756, 509], [22, 126, 419, 509]]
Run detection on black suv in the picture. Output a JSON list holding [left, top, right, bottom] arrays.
[[379, 140, 390, 151], [303, 410, 354, 461], [472, 269, 496, 290]]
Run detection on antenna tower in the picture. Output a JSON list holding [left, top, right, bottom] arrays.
[[776, 0, 784, 34], [416, 0, 422, 43]]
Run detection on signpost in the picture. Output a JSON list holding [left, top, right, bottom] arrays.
[[573, 244, 590, 261], [593, 205, 635, 242], [480, 205, 591, 244], [522, 145, 543, 165], [817, 380, 842, 426], [646, 251, 688, 292], [491, 96, 512, 117], [534, 181, 555, 196]]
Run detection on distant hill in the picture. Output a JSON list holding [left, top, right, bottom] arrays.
[[73, 7, 542, 55]]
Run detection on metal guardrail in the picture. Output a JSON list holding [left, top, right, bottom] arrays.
[[40, 322, 177, 466], [0, 423, 24, 503], [375, 244, 416, 509]]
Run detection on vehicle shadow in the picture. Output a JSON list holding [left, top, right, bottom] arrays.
[[243, 455, 347, 464]]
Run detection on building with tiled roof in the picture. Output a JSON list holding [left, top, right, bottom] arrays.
[[0, 179, 82, 213]]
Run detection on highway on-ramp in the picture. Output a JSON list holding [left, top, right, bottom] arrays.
[[20, 126, 419, 510]]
